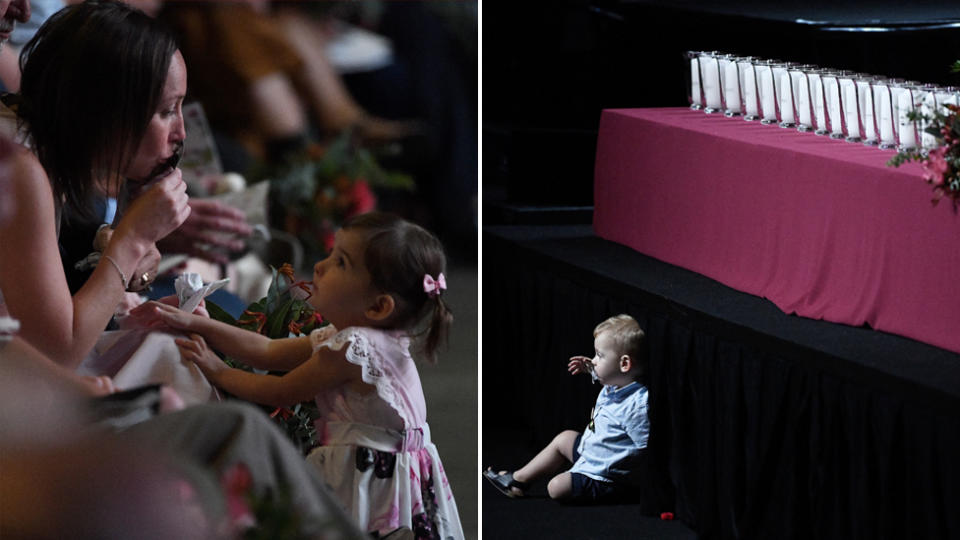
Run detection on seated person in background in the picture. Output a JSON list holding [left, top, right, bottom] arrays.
[[0, 327, 366, 539], [0, 0, 40, 91], [158, 0, 419, 167], [484, 314, 650, 504]]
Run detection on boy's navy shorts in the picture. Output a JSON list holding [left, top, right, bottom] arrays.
[[568, 433, 637, 504]]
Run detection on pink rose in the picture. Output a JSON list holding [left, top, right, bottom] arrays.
[[220, 463, 255, 531], [348, 180, 377, 217], [921, 147, 949, 185]]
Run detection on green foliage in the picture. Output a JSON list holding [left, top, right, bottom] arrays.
[[255, 129, 415, 210], [207, 265, 325, 453], [242, 487, 305, 540]]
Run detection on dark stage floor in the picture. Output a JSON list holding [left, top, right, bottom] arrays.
[[482, 222, 960, 539], [482, 428, 698, 540]]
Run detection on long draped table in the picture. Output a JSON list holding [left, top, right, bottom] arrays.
[[594, 107, 960, 354]]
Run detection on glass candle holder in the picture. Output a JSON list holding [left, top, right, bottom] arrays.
[[685, 51, 704, 110]]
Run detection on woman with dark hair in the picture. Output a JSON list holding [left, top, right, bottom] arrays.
[[0, 0, 190, 368], [0, 4, 368, 536]]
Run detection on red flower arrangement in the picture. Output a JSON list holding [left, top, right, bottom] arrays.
[[259, 129, 415, 264]]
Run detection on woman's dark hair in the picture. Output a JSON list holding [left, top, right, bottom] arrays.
[[17, 0, 178, 220], [342, 212, 453, 363]]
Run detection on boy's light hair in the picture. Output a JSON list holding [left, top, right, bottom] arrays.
[[594, 314, 646, 374]]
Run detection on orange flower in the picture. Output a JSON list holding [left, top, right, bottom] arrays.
[[278, 263, 296, 283], [269, 407, 294, 420], [306, 142, 327, 160], [334, 175, 352, 193], [237, 310, 267, 334], [288, 320, 304, 335]]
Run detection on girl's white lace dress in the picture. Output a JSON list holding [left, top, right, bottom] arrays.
[[306, 325, 464, 540]]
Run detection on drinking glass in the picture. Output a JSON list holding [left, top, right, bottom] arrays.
[[698, 51, 722, 114], [685, 51, 703, 110]]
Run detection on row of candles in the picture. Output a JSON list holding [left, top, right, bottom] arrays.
[[685, 51, 959, 151]]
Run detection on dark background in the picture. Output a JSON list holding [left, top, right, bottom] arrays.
[[483, 0, 960, 210], [481, 5, 960, 538]]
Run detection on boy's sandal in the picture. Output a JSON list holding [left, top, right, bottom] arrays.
[[483, 468, 529, 498]]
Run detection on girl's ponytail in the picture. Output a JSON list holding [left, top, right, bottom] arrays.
[[423, 295, 454, 364]]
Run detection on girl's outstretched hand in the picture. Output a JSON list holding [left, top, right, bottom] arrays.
[[126, 300, 200, 331], [120, 297, 207, 329], [568, 356, 593, 375], [175, 333, 226, 378]]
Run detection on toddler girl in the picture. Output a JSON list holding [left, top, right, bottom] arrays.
[[145, 211, 464, 539]]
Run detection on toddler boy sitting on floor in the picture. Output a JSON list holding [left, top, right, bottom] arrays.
[[484, 314, 649, 503]]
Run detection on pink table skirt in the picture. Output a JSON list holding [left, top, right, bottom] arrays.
[[594, 107, 960, 354]]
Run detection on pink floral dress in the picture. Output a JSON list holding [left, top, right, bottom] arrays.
[[306, 326, 464, 540]]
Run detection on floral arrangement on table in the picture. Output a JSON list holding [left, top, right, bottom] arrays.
[[255, 129, 416, 265], [206, 263, 325, 454], [887, 62, 960, 210]]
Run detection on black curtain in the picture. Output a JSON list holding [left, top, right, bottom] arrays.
[[483, 228, 960, 539]]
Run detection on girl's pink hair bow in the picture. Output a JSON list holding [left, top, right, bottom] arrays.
[[423, 272, 447, 298]]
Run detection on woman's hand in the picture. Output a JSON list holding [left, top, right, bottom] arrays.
[[116, 168, 191, 246], [567, 356, 594, 376], [157, 199, 252, 265], [175, 333, 227, 379], [126, 243, 162, 292], [96, 227, 161, 292]]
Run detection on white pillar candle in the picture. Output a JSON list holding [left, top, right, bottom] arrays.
[[779, 72, 795, 124], [771, 66, 788, 108], [740, 63, 759, 116], [936, 90, 958, 114], [700, 56, 722, 110], [921, 90, 938, 150], [757, 66, 777, 122], [858, 81, 875, 140], [840, 79, 860, 139], [722, 60, 741, 113], [897, 89, 917, 149], [809, 74, 826, 130], [874, 85, 894, 144], [824, 77, 843, 136], [793, 72, 811, 126], [690, 58, 701, 107]]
